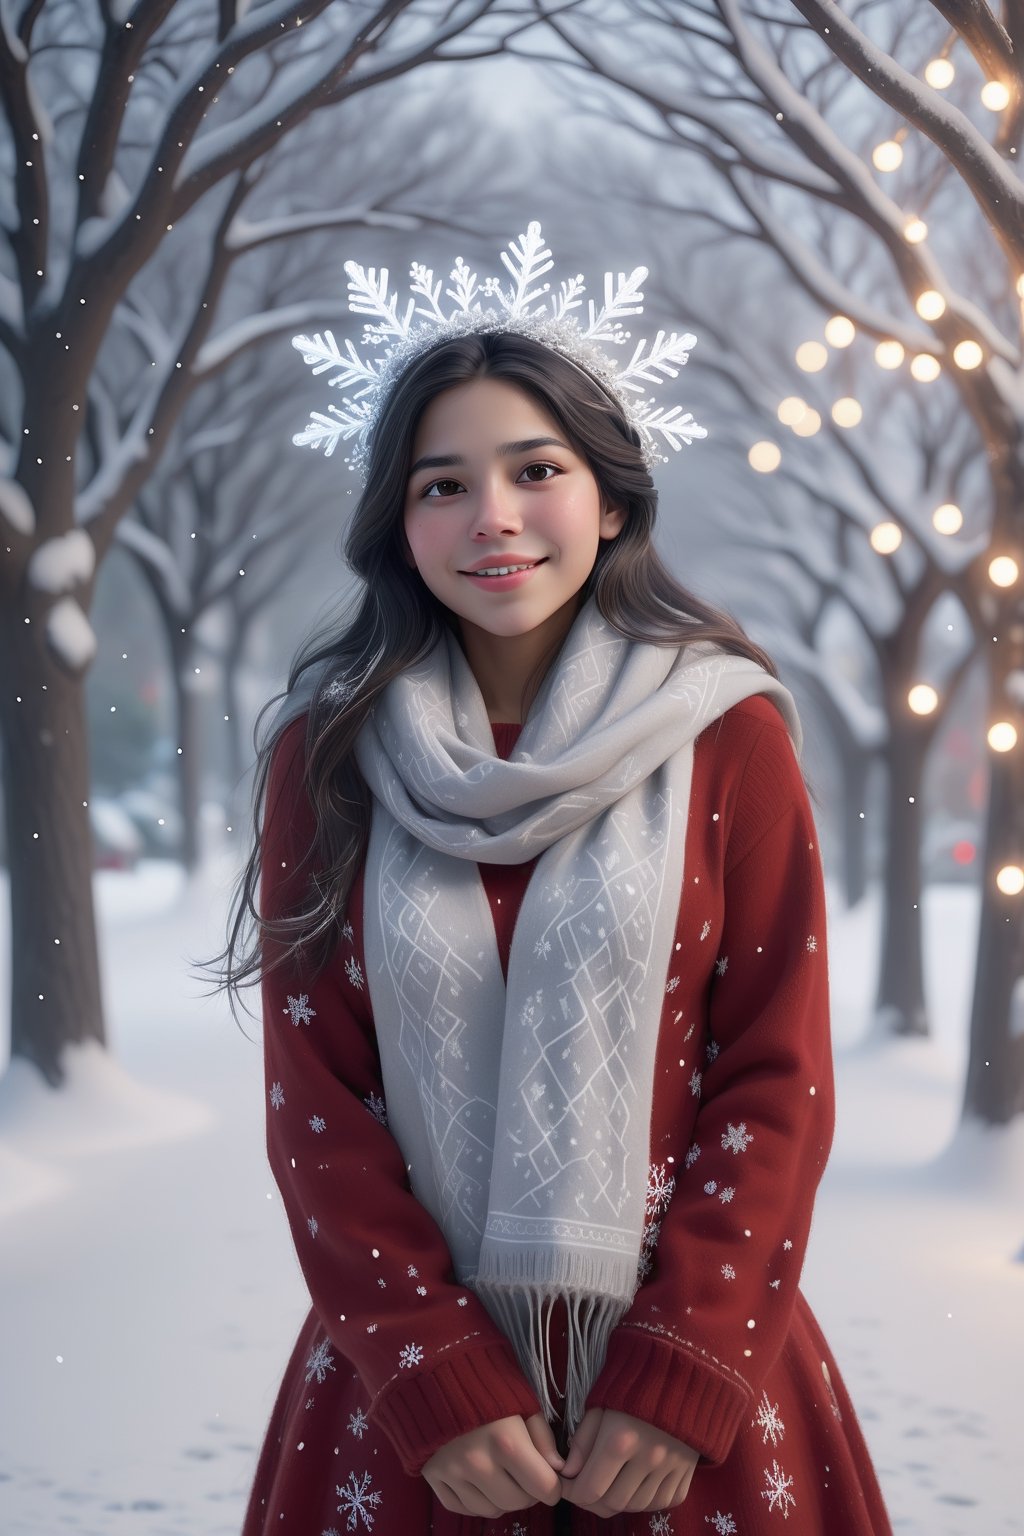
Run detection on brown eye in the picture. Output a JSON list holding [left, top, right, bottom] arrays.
[[519, 463, 558, 483], [423, 478, 463, 498]]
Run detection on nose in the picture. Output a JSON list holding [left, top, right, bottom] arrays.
[[470, 473, 523, 538]]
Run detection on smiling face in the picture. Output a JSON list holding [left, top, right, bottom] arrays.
[[402, 376, 626, 648]]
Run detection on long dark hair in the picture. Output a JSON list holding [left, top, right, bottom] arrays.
[[195, 330, 793, 1027]]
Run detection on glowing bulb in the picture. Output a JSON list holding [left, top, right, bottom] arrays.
[[916, 289, 946, 320], [988, 721, 1018, 752], [989, 555, 1019, 587], [908, 685, 938, 715], [777, 396, 808, 426], [831, 397, 863, 428], [981, 81, 1010, 111], [910, 354, 941, 381], [924, 58, 955, 89], [749, 441, 781, 473], [932, 503, 963, 535], [996, 865, 1024, 896], [824, 316, 855, 347], [872, 140, 903, 172], [904, 216, 928, 243], [953, 340, 983, 369], [1017, 275, 1024, 299], [792, 408, 822, 437], [795, 341, 828, 372], [875, 340, 905, 369], [870, 522, 903, 554]]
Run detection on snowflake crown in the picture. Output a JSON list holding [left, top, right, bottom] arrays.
[[291, 220, 707, 477]]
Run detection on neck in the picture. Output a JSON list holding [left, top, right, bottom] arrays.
[[457, 598, 581, 724]]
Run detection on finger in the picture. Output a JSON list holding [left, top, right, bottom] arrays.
[[480, 1461, 555, 1513], [523, 1411, 565, 1472], [559, 1408, 604, 1480], [564, 1429, 627, 1507], [449, 1479, 503, 1518]]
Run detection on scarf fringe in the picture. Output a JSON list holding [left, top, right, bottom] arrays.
[[474, 1279, 627, 1442]]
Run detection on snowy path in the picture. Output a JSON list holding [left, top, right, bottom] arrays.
[[0, 860, 1020, 1535]]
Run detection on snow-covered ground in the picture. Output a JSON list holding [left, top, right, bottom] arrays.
[[0, 853, 1020, 1535]]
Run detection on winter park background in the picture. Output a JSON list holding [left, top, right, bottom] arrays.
[[1, 3, 1023, 1534]]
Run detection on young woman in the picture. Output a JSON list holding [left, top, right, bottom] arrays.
[[212, 291, 892, 1533]]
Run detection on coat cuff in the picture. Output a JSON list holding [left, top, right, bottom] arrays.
[[584, 1326, 752, 1465], [369, 1339, 543, 1475]]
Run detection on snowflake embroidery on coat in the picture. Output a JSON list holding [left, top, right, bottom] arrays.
[[308, 1216, 319, 1238], [415, 1284, 427, 1295], [345, 955, 365, 990], [755, 1391, 786, 1446], [534, 937, 552, 958], [770, 1278, 781, 1289], [783, 1238, 793, 1250], [706, 1038, 720, 1064], [363, 1092, 388, 1126], [761, 1461, 796, 1518], [269, 1081, 285, 1109], [722, 1122, 753, 1155], [637, 1219, 661, 1280], [305, 1338, 336, 1384], [646, 1514, 674, 1535], [715, 955, 729, 976], [721, 1263, 736, 1281], [348, 1407, 370, 1439], [286, 992, 316, 1027], [457, 1295, 468, 1306], [806, 934, 817, 952], [398, 1342, 424, 1369], [335, 1469, 383, 1530], [700, 919, 711, 941], [719, 1186, 735, 1203], [684, 1142, 701, 1168], [645, 1162, 677, 1217], [665, 975, 680, 993], [704, 1179, 717, 1195], [689, 1069, 702, 1097], [705, 1515, 738, 1535], [341, 918, 355, 941], [406, 1264, 419, 1278], [310, 1113, 327, 1133]]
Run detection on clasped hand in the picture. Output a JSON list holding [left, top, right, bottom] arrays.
[[422, 1407, 698, 1520]]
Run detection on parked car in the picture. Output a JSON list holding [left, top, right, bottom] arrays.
[[922, 816, 979, 883], [90, 797, 144, 871]]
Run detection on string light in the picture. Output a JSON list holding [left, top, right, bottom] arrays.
[[981, 81, 1010, 111], [908, 685, 938, 715], [872, 140, 904, 171], [953, 340, 983, 369], [824, 315, 855, 347], [924, 58, 955, 89], [777, 396, 808, 426], [988, 722, 1018, 752], [875, 340, 905, 369], [989, 555, 1019, 587], [1017, 275, 1024, 299], [870, 522, 903, 554], [910, 354, 941, 381], [904, 216, 928, 243], [795, 341, 828, 372], [831, 397, 863, 427], [996, 866, 1024, 896], [749, 441, 782, 473], [791, 408, 822, 437], [916, 289, 946, 320], [932, 503, 963, 534]]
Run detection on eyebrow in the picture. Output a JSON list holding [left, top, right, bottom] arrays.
[[408, 437, 571, 479]]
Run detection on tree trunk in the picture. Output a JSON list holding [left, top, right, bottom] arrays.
[[0, 604, 106, 1083], [873, 720, 929, 1037]]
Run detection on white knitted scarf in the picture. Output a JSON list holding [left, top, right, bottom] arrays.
[[352, 597, 801, 1435]]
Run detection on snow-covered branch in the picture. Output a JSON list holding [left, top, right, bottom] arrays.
[[0, 10, 49, 317]]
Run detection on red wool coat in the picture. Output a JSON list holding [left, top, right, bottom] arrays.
[[242, 696, 893, 1535]]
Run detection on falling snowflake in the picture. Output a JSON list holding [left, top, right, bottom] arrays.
[[761, 1461, 796, 1518], [806, 934, 817, 952], [700, 919, 711, 941], [715, 955, 729, 976], [719, 1186, 735, 1203], [348, 1407, 370, 1439], [649, 1514, 674, 1535], [721, 1122, 753, 1155], [645, 1162, 677, 1216], [269, 1081, 285, 1109], [684, 1142, 701, 1169], [310, 1114, 327, 1134], [364, 1092, 388, 1126], [308, 1215, 319, 1238], [406, 1265, 419, 1278], [755, 1391, 786, 1447], [705, 1515, 738, 1535], [398, 1342, 424, 1369], [305, 1338, 336, 1384], [665, 975, 680, 993], [286, 992, 316, 1027], [689, 1069, 702, 1097], [703, 1179, 718, 1195], [341, 918, 355, 941], [533, 937, 552, 958], [345, 955, 365, 990], [721, 1263, 736, 1281], [335, 1469, 383, 1530], [706, 1039, 720, 1064]]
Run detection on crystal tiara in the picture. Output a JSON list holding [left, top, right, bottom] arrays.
[[291, 220, 707, 477]]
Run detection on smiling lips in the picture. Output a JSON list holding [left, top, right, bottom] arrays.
[[461, 557, 547, 578]]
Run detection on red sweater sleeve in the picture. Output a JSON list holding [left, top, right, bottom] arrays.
[[583, 714, 835, 1463], [259, 717, 541, 1475]]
